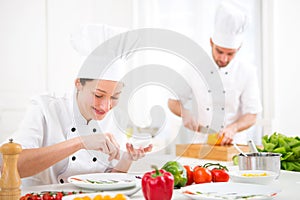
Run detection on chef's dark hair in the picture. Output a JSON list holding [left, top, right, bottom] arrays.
[[79, 78, 125, 87], [79, 78, 93, 86]]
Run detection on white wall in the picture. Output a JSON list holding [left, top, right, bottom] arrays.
[[0, 0, 133, 143], [0, 0, 47, 142], [1, 0, 299, 144], [271, 0, 300, 136], [46, 0, 133, 93]]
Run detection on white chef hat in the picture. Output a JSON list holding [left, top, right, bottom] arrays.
[[71, 24, 128, 56], [77, 58, 127, 81], [211, 1, 248, 49], [71, 24, 129, 81]]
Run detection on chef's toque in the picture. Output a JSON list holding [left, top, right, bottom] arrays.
[[211, 1, 248, 49], [71, 24, 130, 81], [71, 24, 128, 56], [77, 58, 127, 82]]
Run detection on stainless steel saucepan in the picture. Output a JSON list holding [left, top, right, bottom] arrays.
[[238, 152, 282, 179]]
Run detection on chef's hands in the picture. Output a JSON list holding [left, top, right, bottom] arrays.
[[218, 124, 238, 145], [79, 133, 153, 162], [80, 133, 120, 161], [124, 143, 153, 161], [182, 109, 200, 131], [181, 110, 237, 145]]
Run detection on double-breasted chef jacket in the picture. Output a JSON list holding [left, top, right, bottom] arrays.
[[7, 91, 126, 186], [178, 57, 262, 144]]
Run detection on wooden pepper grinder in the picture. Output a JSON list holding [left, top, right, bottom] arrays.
[[0, 138, 22, 200]]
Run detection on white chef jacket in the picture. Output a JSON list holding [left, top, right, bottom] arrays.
[[177, 57, 262, 144], [4, 91, 127, 186]]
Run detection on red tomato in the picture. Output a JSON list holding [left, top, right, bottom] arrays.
[[55, 192, 63, 200], [183, 165, 194, 185], [211, 168, 229, 182], [20, 193, 35, 200], [42, 193, 54, 200], [193, 166, 212, 184], [32, 194, 42, 200]]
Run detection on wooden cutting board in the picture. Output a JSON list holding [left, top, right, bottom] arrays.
[[176, 143, 250, 161]]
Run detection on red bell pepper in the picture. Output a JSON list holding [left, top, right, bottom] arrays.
[[142, 165, 174, 200]]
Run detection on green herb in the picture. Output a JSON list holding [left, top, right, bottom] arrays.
[[85, 179, 132, 184], [260, 132, 300, 172], [86, 179, 117, 184]]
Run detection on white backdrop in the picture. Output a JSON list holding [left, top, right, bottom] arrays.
[[0, 0, 133, 142], [1, 0, 299, 145]]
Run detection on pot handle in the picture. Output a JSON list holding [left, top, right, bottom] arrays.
[[248, 140, 258, 153]]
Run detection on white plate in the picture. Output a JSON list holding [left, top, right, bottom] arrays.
[[229, 170, 277, 185], [279, 170, 300, 185], [62, 192, 130, 200], [181, 182, 281, 200], [68, 173, 136, 190]]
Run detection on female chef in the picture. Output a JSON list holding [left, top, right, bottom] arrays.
[[0, 24, 152, 186], [5, 57, 152, 186]]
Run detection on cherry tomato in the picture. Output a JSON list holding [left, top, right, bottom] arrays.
[[42, 193, 54, 200], [55, 192, 63, 200], [20, 193, 39, 200], [193, 166, 212, 184], [211, 168, 229, 182], [20, 193, 30, 200], [203, 163, 230, 182], [32, 194, 42, 200], [183, 165, 194, 185]]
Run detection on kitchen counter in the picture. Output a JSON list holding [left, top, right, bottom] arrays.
[[21, 154, 300, 200]]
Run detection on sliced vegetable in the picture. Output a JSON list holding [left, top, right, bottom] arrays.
[[232, 155, 239, 165]]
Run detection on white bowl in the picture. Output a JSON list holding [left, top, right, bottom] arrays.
[[129, 133, 152, 149], [229, 170, 277, 185]]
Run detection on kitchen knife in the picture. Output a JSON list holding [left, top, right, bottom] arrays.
[[198, 126, 218, 134]]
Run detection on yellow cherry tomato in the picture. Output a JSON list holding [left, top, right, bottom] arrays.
[[113, 193, 127, 200], [93, 194, 104, 200], [103, 195, 112, 200], [73, 198, 83, 200]]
